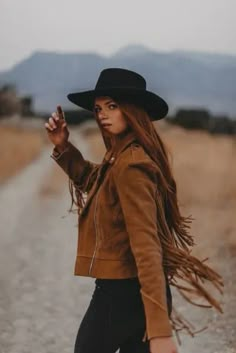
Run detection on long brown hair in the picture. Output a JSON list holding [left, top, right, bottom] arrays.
[[101, 101, 196, 249], [68, 100, 223, 342]]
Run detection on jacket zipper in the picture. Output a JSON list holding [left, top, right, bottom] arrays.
[[88, 160, 113, 276], [88, 169, 103, 276]]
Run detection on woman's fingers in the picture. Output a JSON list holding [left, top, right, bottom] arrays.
[[45, 116, 58, 131], [49, 116, 57, 128], [45, 116, 67, 131], [45, 106, 65, 133], [57, 105, 65, 120], [45, 122, 53, 131], [52, 112, 58, 119]]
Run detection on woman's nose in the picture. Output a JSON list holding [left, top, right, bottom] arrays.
[[98, 111, 108, 121]]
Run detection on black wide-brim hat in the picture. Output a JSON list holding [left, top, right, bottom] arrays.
[[67, 68, 168, 121]]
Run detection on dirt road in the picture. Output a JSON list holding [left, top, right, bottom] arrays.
[[0, 124, 235, 353]]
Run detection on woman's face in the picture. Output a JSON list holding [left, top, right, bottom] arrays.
[[94, 96, 129, 135]]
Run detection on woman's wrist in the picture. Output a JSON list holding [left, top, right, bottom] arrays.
[[55, 140, 69, 153]]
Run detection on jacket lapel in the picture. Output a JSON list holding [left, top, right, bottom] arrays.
[[79, 131, 138, 218], [79, 160, 111, 217]]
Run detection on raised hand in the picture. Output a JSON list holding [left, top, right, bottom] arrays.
[[45, 105, 70, 151]]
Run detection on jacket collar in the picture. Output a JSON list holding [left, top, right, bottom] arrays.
[[79, 130, 137, 218], [103, 130, 138, 164]]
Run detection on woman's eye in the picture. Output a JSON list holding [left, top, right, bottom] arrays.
[[109, 104, 117, 110], [94, 107, 101, 113]]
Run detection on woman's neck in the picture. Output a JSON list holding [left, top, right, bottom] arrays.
[[111, 127, 133, 150]]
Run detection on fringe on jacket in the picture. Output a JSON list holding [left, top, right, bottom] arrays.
[[67, 170, 224, 345]]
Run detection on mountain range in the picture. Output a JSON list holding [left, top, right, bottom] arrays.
[[0, 45, 235, 117]]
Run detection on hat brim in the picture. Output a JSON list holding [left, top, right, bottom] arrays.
[[67, 88, 168, 121]]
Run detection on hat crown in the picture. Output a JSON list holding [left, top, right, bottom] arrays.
[[95, 68, 146, 90], [67, 67, 168, 121]]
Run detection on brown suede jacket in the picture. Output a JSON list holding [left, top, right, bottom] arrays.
[[50, 130, 173, 340]]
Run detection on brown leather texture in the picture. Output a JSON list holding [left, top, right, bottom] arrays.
[[50, 130, 173, 339]]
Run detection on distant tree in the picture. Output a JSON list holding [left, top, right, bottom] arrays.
[[208, 116, 236, 135], [0, 84, 35, 117], [167, 108, 236, 135], [20, 96, 34, 116], [172, 109, 211, 130], [0, 84, 21, 116]]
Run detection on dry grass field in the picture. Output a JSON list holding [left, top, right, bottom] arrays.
[[0, 124, 48, 184]]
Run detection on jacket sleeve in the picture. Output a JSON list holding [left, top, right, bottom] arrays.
[[114, 159, 173, 340], [50, 141, 100, 193]]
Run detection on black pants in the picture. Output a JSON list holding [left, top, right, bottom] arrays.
[[74, 277, 172, 353]]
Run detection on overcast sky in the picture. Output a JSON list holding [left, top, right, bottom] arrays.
[[0, 0, 235, 71]]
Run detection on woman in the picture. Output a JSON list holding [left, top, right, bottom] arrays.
[[45, 68, 224, 353]]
